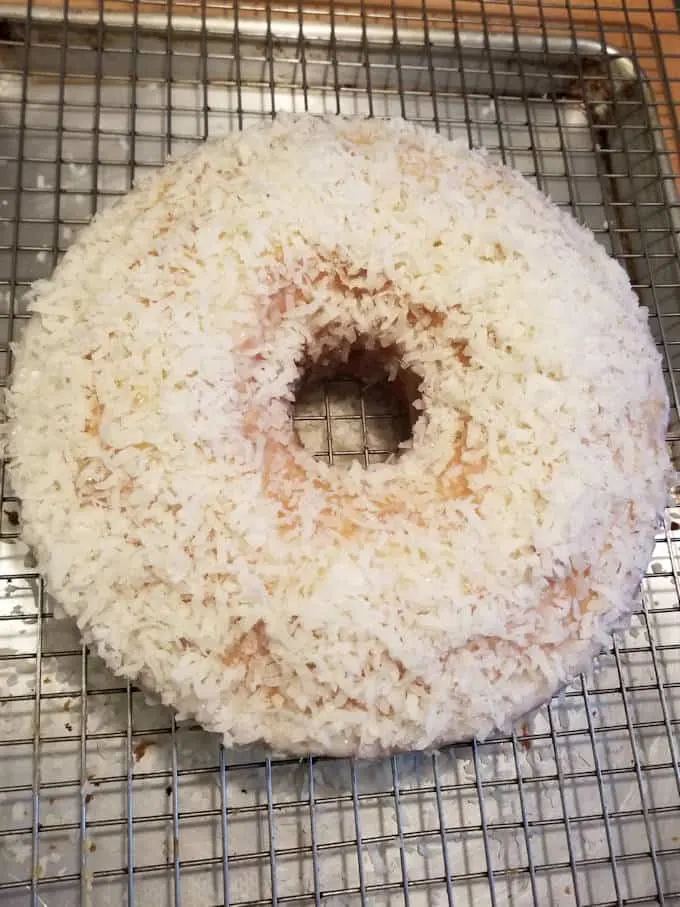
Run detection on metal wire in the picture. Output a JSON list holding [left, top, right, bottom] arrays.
[[0, 1, 679, 906]]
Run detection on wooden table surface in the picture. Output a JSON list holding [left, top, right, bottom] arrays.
[[2, 0, 679, 184]]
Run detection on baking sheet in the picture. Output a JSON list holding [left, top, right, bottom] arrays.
[[0, 10, 679, 907]]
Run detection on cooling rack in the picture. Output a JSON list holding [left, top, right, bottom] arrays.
[[0, 1, 679, 905]]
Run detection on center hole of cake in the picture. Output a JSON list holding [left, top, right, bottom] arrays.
[[293, 342, 421, 468]]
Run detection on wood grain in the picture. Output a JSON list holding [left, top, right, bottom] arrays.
[[2, 0, 678, 184]]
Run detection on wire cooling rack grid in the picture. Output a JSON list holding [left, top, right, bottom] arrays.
[[0, 2, 679, 905]]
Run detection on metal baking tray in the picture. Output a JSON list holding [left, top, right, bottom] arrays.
[[0, 5, 679, 906]]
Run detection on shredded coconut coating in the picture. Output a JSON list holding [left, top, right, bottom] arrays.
[[7, 116, 670, 756]]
